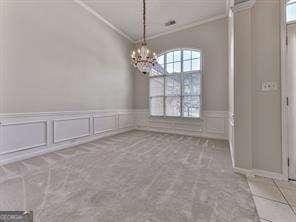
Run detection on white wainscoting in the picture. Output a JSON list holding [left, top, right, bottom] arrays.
[[134, 109, 228, 140], [0, 110, 135, 165], [1, 109, 287, 180], [0, 109, 228, 165]]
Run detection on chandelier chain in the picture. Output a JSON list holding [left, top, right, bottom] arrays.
[[143, 0, 146, 44], [131, 0, 156, 75]]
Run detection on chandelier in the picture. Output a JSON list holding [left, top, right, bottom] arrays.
[[131, 0, 157, 75]]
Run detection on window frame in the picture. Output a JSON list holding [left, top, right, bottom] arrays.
[[148, 48, 203, 119]]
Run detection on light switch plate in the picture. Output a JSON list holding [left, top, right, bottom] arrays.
[[261, 81, 278, 91]]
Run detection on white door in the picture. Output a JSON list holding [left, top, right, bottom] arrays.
[[287, 23, 296, 180]]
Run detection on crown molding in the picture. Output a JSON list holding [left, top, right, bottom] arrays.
[[73, 0, 136, 43], [74, 0, 228, 44], [227, 0, 235, 9], [226, 0, 231, 13], [233, 0, 256, 12], [136, 13, 228, 43]]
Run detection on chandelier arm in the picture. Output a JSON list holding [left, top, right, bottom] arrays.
[[143, 0, 146, 45]]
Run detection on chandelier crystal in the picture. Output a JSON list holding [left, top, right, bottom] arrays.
[[131, 0, 157, 75]]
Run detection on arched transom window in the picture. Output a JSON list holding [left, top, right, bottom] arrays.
[[149, 49, 202, 118], [287, 0, 296, 23]]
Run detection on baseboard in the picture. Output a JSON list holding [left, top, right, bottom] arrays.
[[233, 166, 288, 181], [233, 166, 254, 177], [136, 126, 227, 140], [251, 169, 288, 181], [229, 139, 235, 168]]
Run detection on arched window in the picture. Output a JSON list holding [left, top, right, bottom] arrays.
[[287, 0, 296, 23], [149, 49, 202, 118]]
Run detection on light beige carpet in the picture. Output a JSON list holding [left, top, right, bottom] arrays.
[[0, 130, 259, 222]]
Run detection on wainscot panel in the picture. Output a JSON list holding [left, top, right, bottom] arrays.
[[0, 120, 48, 155], [93, 115, 117, 134], [118, 113, 134, 128], [53, 117, 91, 144]]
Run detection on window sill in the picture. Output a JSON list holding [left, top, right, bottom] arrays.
[[287, 20, 296, 25]]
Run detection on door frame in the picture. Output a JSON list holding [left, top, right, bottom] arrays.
[[281, 0, 293, 180], [280, 0, 289, 180]]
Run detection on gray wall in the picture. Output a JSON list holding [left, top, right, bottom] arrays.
[[233, 0, 282, 173], [234, 9, 253, 170], [0, 1, 133, 113], [251, 0, 282, 173], [133, 18, 229, 112]]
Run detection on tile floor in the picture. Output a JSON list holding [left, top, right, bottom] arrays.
[[247, 176, 296, 222]]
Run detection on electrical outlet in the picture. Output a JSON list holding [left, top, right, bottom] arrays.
[[261, 81, 278, 91]]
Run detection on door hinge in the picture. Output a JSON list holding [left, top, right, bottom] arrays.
[[286, 35, 289, 45], [286, 97, 289, 106], [288, 158, 290, 167]]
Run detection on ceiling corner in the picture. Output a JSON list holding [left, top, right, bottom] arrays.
[[73, 0, 136, 43]]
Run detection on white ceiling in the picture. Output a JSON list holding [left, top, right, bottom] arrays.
[[81, 0, 228, 42]]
